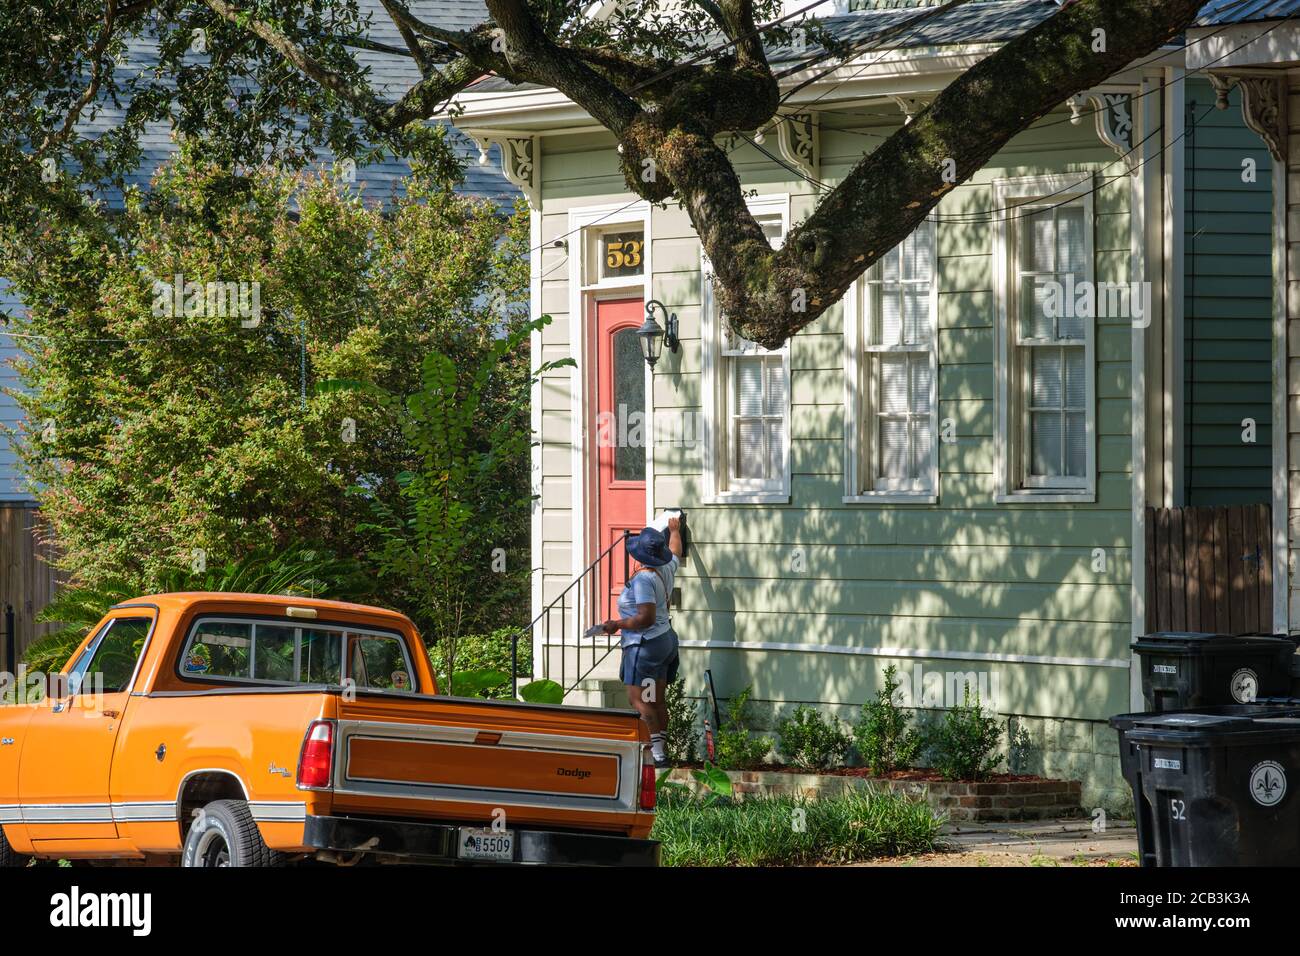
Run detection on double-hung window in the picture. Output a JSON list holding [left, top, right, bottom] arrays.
[[847, 219, 938, 500], [994, 174, 1096, 501], [702, 199, 791, 502]]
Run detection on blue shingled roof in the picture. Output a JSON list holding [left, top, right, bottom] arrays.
[[72, 0, 512, 209], [1196, 0, 1300, 26], [766, 1, 1060, 63], [466, 0, 1062, 94]]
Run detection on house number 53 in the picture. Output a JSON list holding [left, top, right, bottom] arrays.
[[606, 239, 642, 270]]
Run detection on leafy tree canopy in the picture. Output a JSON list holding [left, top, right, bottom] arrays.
[[1, 0, 1208, 346], [2, 147, 531, 598]]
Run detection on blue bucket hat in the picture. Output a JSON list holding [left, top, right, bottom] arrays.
[[627, 526, 673, 567]]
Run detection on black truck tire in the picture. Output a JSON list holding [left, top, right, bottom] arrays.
[[182, 799, 286, 867]]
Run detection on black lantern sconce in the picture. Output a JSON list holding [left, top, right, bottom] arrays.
[[637, 299, 680, 370]]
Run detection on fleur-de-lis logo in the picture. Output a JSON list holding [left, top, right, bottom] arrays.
[[1250, 760, 1287, 807]]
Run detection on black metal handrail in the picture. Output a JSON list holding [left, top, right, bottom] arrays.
[[510, 530, 631, 700]]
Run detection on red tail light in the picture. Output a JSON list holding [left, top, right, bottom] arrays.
[[297, 720, 334, 790], [640, 754, 657, 811]]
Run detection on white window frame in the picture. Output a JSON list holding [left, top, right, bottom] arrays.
[[701, 193, 792, 504], [993, 173, 1097, 503], [844, 218, 939, 504]]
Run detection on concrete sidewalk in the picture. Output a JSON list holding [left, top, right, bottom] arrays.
[[858, 818, 1139, 867]]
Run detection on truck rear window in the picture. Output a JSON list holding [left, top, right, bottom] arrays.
[[179, 617, 414, 692]]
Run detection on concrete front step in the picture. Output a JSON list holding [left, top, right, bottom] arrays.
[[563, 677, 625, 709]]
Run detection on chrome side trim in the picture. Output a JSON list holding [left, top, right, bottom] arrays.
[[111, 802, 176, 823], [21, 803, 115, 824], [328, 787, 641, 816], [248, 801, 307, 822], [7, 799, 307, 826]]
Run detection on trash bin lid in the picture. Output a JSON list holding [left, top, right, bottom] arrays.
[[1131, 712, 1252, 728], [1112, 702, 1300, 735], [1132, 631, 1296, 653], [1125, 709, 1300, 745]]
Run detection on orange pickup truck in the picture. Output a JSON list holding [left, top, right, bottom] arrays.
[[0, 593, 658, 867]]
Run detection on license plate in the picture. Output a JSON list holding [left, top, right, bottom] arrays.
[[457, 827, 515, 862]]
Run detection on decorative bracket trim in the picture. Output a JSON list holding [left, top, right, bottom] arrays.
[[1241, 77, 1287, 162], [464, 130, 540, 208], [772, 111, 820, 184], [1208, 73, 1287, 162], [889, 94, 933, 125], [1070, 93, 1135, 171]]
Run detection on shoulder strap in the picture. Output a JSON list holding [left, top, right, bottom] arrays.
[[633, 566, 672, 609]]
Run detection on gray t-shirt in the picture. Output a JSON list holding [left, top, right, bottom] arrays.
[[618, 555, 679, 647]]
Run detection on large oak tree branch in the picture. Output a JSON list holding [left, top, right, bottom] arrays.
[[39, 0, 121, 153], [195, 0, 1208, 353], [684, 0, 1206, 348], [484, 0, 640, 134], [204, 0, 486, 133]]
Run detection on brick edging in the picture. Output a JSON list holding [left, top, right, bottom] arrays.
[[666, 769, 1084, 822]]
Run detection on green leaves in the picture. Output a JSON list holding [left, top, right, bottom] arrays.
[[776, 705, 853, 771], [448, 668, 511, 698], [5, 155, 531, 637], [518, 679, 564, 705], [691, 762, 734, 802]]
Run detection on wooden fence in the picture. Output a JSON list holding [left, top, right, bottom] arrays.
[[1145, 503, 1272, 635], [0, 503, 62, 672]]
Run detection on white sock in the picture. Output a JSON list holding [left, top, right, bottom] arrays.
[[650, 732, 666, 761]]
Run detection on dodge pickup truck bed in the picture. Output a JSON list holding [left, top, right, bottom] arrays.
[[0, 593, 658, 866]]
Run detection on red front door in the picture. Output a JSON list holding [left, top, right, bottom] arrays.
[[593, 297, 647, 619]]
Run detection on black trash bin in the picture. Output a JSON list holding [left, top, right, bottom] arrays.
[[1111, 703, 1300, 866], [1111, 707, 1300, 866], [1133, 632, 1296, 711]]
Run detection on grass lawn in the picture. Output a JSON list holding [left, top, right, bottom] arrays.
[[651, 787, 944, 867]]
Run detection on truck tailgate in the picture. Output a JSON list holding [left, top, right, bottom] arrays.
[[331, 693, 649, 834]]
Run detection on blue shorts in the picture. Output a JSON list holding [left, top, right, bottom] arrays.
[[620, 628, 680, 687]]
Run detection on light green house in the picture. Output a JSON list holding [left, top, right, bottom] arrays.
[[447, 0, 1284, 810]]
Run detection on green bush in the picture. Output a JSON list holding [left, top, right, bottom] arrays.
[[714, 685, 773, 770], [1007, 718, 1036, 775], [663, 679, 699, 764], [4, 153, 532, 609], [651, 787, 944, 866], [776, 705, 852, 770], [427, 628, 531, 699], [926, 685, 1003, 781], [854, 664, 922, 774]]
